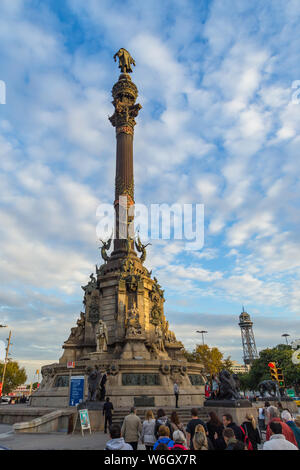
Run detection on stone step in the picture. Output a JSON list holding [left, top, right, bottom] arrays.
[[112, 407, 209, 427]]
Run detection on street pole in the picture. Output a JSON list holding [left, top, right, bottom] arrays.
[[282, 334, 290, 345], [1, 330, 12, 397], [196, 330, 208, 345]]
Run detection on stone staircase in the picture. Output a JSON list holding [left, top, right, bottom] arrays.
[[112, 406, 209, 427]]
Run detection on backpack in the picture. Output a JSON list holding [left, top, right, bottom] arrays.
[[240, 425, 253, 451]]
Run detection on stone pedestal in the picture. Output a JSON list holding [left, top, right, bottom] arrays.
[[76, 401, 105, 432], [204, 399, 255, 426]]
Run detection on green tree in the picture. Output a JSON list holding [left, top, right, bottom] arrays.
[[237, 344, 300, 391], [0, 360, 27, 395], [183, 344, 233, 378]]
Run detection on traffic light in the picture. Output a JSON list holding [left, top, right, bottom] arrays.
[[276, 368, 285, 387], [268, 362, 278, 381]]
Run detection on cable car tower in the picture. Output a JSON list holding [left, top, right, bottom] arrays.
[[239, 307, 258, 365]]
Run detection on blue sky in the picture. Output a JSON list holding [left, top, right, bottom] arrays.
[[0, 0, 300, 382]]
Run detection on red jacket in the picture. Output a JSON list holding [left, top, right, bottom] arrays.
[[266, 418, 298, 447], [205, 384, 211, 398]]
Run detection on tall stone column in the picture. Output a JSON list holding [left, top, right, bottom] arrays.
[[109, 54, 142, 259]]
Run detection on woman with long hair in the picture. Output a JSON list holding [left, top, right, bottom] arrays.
[[241, 413, 261, 450], [206, 411, 226, 450], [193, 424, 208, 450], [141, 410, 156, 450], [154, 408, 172, 438], [170, 411, 186, 436]]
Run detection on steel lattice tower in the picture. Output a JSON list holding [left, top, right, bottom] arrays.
[[239, 307, 258, 365]]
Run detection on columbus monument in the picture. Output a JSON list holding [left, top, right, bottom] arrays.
[[31, 49, 205, 408]]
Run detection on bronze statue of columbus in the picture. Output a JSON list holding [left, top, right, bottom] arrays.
[[114, 48, 136, 74]]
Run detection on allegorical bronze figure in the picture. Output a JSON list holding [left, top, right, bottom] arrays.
[[113, 48, 136, 74]]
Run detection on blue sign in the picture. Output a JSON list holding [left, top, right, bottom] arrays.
[[69, 375, 85, 407]]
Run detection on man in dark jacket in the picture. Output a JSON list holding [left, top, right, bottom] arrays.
[[186, 408, 208, 450], [222, 414, 244, 442], [103, 397, 114, 433]]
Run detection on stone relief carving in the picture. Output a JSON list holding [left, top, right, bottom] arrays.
[[65, 312, 85, 344], [153, 277, 164, 299], [40, 367, 55, 389], [126, 305, 142, 337], [160, 363, 171, 375], [88, 292, 100, 324], [164, 321, 177, 344], [150, 296, 163, 326], [81, 273, 97, 305]]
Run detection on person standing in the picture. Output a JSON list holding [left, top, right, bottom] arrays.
[[186, 408, 207, 450], [241, 414, 261, 450], [174, 382, 179, 408], [154, 409, 172, 438], [263, 401, 271, 426], [204, 381, 211, 399], [100, 371, 107, 401], [263, 422, 298, 450], [223, 428, 238, 450], [172, 430, 188, 450], [281, 411, 300, 448], [105, 424, 133, 450], [222, 414, 244, 442], [258, 406, 265, 431], [193, 424, 208, 450], [265, 406, 298, 446], [153, 425, 174, 450], [211, 375, 219, 399], [121, 407, 142, 451], [206, 411, 225, 450], [141, 410, 156, 450], [103, 397, 114, 434], [170, 411, 186, 437]]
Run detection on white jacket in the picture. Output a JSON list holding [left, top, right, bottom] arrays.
[[263, 434, 298, 450]]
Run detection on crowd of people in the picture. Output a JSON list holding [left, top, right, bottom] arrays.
[[103, 402, 300, 451]]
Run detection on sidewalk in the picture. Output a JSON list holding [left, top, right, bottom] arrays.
[[0, 424, 146, 450]]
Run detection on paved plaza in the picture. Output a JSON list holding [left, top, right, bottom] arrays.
[[0, 424, 147, 450]]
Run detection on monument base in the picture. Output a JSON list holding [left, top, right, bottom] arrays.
[[204, 399, 254, 426], [30, 358, 205, 409], [204, 399, 252, 408], [77, 400, 105, 410]]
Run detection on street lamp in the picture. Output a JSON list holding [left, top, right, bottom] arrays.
[[196, 330, 208, 345], [282, 334, 290, 345]]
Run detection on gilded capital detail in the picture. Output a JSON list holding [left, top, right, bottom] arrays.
[[109, 50, 142, 130]]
